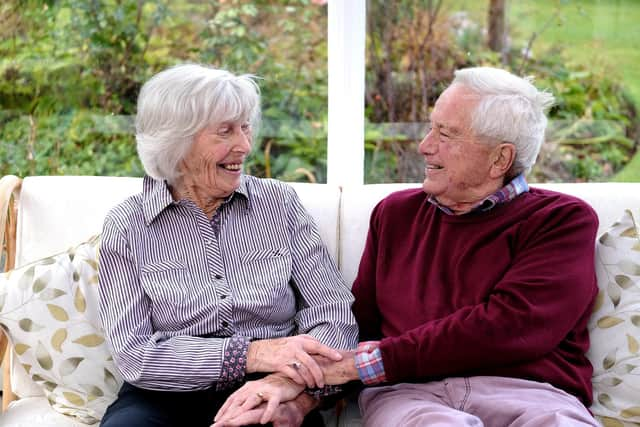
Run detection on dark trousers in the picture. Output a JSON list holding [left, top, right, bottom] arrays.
[[100, 382, 325, 427]]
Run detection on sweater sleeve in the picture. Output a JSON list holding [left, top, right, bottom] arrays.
[[351, 202, 384, 341], [379, 200, 599, 382]]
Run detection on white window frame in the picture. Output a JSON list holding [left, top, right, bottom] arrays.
[[327, 0, 366, 186]]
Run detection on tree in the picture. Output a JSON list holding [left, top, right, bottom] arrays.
[[487, 0, 506, 56]]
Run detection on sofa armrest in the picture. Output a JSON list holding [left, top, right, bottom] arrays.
[[1, 175, 21, 272], [0, 174, 22, 412]]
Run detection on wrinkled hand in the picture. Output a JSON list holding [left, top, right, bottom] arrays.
[[213, 373, 304, 425], [314, 350, 359, 385], [211, 393, 318, 427], [247, 335, 343, 388]]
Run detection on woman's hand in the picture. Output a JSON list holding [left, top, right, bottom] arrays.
[[247, 335, 343, 388], [211, 392, 318, 427], [213, 373, 305, 425]]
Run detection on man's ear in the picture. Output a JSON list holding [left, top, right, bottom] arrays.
[[489, 143, 516, 179]]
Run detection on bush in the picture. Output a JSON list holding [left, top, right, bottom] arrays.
[[363, 4, 639, 183], [0, 0, 329, 182], [2, 1, 637, 184]]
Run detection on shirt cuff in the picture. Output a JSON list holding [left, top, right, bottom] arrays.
[[304, 385, 342, 398], [355, 341, 387, 385], [216, 335, 250, 391]]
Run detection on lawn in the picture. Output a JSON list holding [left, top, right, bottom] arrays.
[[509, 0, 640, 104], [451, 0, 640, 181]]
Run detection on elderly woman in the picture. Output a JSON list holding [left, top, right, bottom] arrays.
[[98, 64, 358, 427]]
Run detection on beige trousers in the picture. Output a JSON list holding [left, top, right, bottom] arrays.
[[359, 376, 599, 427]]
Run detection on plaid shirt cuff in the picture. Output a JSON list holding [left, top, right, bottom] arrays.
[[355, 341, 386, 385], [216, 335, 250, 391]]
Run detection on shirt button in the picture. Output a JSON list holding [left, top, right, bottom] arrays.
[[215, 274, 223, 280], [220, 295, 227, 300], [222, 321, 229, 328]]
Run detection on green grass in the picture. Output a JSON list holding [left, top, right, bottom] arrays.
[[509, 0, 640, 105], [451, 0, 640, 181], [613, 148, 640, 182], [451, 0, 640, 103]]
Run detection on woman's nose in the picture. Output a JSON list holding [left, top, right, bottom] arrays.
[[234, 131, 252, 153]]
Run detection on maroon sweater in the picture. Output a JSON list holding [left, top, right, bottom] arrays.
[[352, 187, 599, 406]]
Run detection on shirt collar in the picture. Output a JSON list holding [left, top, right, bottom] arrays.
[[142, 175, 250, 225], [427, 173, 529, 215]]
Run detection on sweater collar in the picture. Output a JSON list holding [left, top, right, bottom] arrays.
[[427, 173, 529, 215]]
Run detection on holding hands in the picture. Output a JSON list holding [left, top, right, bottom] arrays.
[[312, 349, 359, 385], [212, 373, 308, 426], [246, 335, 343, 388], [211, 399, 312, 427], [213, 337, 356, 426]]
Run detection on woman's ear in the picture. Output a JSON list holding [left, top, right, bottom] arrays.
[[489, 143, 516, 179]]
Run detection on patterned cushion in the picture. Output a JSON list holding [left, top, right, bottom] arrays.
[[0, 236, 122, 424], [589, 209, 640, 425]]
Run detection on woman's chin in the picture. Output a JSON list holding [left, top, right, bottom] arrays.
[[221, 178, 242, 195]]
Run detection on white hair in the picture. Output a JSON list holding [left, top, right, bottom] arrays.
[[135, 63, 261, 184], [453, 67, 555, 176]]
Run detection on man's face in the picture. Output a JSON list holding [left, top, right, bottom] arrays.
[[418, 83, 504, 211]]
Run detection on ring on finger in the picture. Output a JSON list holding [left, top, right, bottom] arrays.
[[256, 391, 265, 401], [289, 360, 302, 370]]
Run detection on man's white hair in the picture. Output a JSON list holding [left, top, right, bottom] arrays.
[[453, 67, 555, 176], [135, 63, 261, 184]]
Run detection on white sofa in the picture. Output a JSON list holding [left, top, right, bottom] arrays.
[[1, 175, 640, 426]]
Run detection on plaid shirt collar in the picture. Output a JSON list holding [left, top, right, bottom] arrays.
[[427, 173, 528, 215]]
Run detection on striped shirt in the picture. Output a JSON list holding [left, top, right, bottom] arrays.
[[98, 175, 358, 391]]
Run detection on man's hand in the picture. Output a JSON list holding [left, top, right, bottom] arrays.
[[211, 393, 318, 427], [213, 373, 305, 425], [247, 335, 343, 388], [314, 349, 359, 385]]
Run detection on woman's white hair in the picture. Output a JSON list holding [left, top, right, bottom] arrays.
[[453, 67, 555, 176], [135, 63, 261, 184]]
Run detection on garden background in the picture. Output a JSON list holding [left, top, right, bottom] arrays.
[[1, 0, 638, 183]]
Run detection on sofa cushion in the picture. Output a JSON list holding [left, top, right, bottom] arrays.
[[588, 209, 640, 425], [0, 397, 93, 427], [0, 235, 121, 425], [339, 184, 420, 287]]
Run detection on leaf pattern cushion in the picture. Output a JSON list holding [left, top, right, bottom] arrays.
[[589, 209, 640, 425], [0, 235, 122, 424]]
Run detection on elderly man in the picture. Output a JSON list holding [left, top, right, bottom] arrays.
[[324, 67, 601, 426], [212, 67, 600, 426]]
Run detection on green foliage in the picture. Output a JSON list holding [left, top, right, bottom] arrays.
[[196, 1, 329, 182], [1, 0, 328, 182], [526, 52, 638, 182], [364, 1, 469, 183], [1, 0, 638, 183], [0, 111, 142, 177], [363, 2, 639, 183]]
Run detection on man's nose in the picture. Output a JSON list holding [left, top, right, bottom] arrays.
[[418, 130, 436, 154]]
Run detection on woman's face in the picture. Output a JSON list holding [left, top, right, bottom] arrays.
[[179, 120, 252, 198]]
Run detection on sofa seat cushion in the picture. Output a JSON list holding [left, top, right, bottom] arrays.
[[589, 209, 640, 425], [0, 397, 93, 427], [0, 236, 121, 424]]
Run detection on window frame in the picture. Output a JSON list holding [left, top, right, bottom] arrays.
[[327, 0, 366, 186]]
